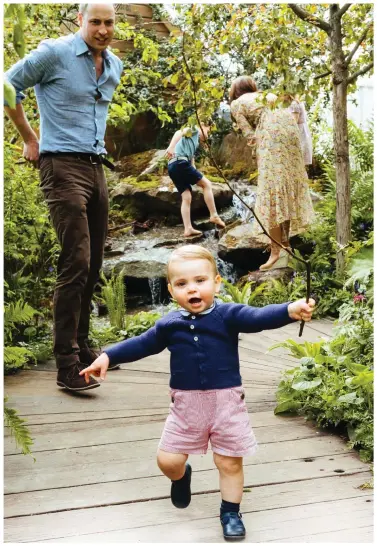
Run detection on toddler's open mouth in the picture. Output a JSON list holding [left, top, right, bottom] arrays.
[[188, 297, 202, 305]]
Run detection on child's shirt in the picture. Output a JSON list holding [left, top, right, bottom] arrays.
[[105, 301, 296, 390], [173, 128, 200, 161]]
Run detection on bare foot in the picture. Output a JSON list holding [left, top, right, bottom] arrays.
[[209, 215, 226, 228], [259, 250, 289, 271], [184, 229, 202, 238]]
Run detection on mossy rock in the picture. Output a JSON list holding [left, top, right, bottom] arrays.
[[119, 174, 162, 190], [115, 149, 158, 177]]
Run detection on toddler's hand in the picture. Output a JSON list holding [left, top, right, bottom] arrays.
[[79, 353, 110, 384], [288, 298, 315, 321], [165, 147, 175, 159]]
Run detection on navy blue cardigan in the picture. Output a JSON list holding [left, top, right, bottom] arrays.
[[105, 302, 296, 390]]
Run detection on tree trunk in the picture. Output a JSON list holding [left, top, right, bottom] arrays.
[[330, 5, 351, 274]]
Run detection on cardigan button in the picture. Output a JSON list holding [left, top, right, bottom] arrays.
[[190, 325, 195, 330], [194, 336, 198, 341], [191, 315, 196, 319]]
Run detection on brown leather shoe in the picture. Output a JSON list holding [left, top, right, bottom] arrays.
[[79, 346, 120, 370], [57, 363, 100, 391]]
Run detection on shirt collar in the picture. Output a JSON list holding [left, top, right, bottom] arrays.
[[74, 32, 111, 62], [179, 300, 217, 317]]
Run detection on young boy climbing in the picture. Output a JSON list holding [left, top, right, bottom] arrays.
[[165, 124, 226, 238], [80, 245, 315, 540]]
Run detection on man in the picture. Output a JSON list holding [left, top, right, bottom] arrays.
[[4, 4, 123, 391]]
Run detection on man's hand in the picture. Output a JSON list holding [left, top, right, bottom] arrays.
[[288, 298, 315, 321], [79, 352, 110, 384], [23, 139, 40, 164]]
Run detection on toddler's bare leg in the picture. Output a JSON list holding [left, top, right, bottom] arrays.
[[158, 449, 192, 509], [213, 453, 244, 503], [157, 449, 188, 480]]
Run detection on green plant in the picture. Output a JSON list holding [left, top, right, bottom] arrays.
[[218, 278, 269, 305], [99, 269, 127, 332], [270, 300, 374, 462], [125, 311, 161, 337], [4, 397, 34, 458], [4, 299, 39, 373]]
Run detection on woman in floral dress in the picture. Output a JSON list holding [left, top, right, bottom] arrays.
[[229, 76, 315, 270]]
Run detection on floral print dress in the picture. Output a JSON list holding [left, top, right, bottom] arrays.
[[230, 92, 315, 245], [288, 100, 313, 165]]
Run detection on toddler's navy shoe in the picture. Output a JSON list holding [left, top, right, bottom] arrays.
[[171, 463, 192, 508], [220, 511, 246, 540]]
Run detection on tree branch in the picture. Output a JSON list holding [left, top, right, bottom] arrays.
[[335, 4, 352, 19], [345, 23, 373, 66], [288, 4, 331, 33], [314, 69, 332, 80], [347, 61, 374, 85]]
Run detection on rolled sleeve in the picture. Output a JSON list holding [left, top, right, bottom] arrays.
[[4, 39, 57, 105]]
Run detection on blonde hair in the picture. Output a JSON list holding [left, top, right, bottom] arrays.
[[167, 245, 218, 281]]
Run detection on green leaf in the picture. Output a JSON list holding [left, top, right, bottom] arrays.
[[274, 400, 301, 414], [292, 377, 322, 391], [4, 80, 16, 109]]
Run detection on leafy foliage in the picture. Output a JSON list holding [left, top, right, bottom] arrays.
[[270, 301, 373, 462], [4, 300, 40, 373], [124, 311, 161, 338], [4, 397, 34, 458], [99, 269, 127, 331]]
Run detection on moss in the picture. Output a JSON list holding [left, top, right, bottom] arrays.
[[207, 174, 226, 184], [119, 174, 161, 190], [109, 201, 140, 224], [116, 149, 157, 177]]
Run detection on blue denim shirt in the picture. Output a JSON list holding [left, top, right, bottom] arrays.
[[4, 32, 123, 155]]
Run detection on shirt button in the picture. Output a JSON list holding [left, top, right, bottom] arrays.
[[194, 336, 198, 341], [190, 325, 195, 330]]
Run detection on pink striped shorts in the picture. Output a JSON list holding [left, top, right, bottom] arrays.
[[158, 387, 258, 457]]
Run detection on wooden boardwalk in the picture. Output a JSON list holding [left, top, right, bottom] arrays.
[[4, 319, 373, 543]]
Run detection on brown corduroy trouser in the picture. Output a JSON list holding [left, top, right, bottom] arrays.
[[39, 154, 108, 368]]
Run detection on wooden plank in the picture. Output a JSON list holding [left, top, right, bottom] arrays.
[[278, 526, 373, 543], [4, 441, 363, 517], [4, 491, 372, 542], [4, 415, 325, 454], [5, 445, 366, 495]]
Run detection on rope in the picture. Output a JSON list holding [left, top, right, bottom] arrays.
[[181, 32, 311, 337]]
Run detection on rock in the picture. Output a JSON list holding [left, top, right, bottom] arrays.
[[194, 207, 239, 231], [139, 150, 167, 176], [216, 133, 257, 177], [114, 149, 159, 177], [239, 267, 294, 287], [218, 223, 268, 269], [110, 181, 233, 219], [104, 247, 126, 258]]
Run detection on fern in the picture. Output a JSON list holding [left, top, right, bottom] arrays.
[[4, 346, 35, 370], [4, 300, 39, 342], [4, 397, 34, 459], [100, 269, 126, 331]]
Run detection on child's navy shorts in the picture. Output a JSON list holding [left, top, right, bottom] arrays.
[[168, 159, 203, 194]]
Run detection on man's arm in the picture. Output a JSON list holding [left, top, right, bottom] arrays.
[[4, 103, 39, 162], [4, 39, 57, 162]]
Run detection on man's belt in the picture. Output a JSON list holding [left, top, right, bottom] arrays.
[[40, 152, 115, 170], [168, 156, 190, 165]]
